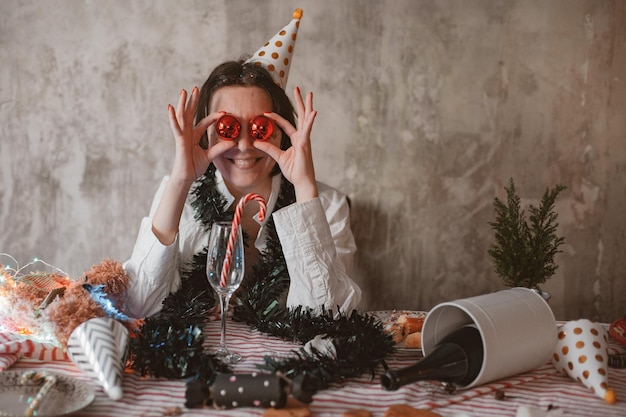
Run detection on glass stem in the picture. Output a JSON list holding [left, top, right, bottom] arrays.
[[219, 293, 232, 351]]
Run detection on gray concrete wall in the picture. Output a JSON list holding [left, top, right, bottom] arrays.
[[1, 0, 624, 321]]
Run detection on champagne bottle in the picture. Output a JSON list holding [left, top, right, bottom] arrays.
[[381, 325, 484, 390]]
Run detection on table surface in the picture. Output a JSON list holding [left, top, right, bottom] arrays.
[[2, 319, 626, 417]]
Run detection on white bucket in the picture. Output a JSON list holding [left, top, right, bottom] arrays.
[[421, 287, 557, 389]]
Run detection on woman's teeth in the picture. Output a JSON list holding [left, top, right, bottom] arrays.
[[233, 158, 258, 168]]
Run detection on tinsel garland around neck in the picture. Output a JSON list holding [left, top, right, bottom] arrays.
[[128, 164, 394, 391]]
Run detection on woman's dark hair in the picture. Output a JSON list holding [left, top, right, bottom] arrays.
[[195, 60, 295, 176]]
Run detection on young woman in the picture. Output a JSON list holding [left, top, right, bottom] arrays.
[[123, 61, 361, 318]]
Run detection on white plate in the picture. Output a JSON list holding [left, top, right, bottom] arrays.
[[369, 310, 427, 351], [0, 371, 95, 417]]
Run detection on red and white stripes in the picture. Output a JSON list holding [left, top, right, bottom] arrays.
[[1, 320, 626, 416]]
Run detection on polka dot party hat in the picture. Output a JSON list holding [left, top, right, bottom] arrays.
[[245, 8, 303, 89], [551, 319, 616, 404]]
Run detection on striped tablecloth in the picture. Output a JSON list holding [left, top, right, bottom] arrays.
[[2, 319, 626, 417]]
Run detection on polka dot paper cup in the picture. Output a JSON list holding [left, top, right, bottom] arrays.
[[551, 319, 616, 404]]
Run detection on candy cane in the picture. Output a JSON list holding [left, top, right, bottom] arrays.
[[220, 193, 267, 287]]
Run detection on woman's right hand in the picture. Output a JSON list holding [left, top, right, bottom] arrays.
[[152, 88, 235, 245], [167, 87, 236, 184]]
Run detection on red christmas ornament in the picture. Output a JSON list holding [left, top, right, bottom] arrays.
[[249, 116, 274, 141], [610, 317, 626, 348], [216, 114, 241, 140]]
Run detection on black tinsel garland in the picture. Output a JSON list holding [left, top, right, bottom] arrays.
[[257, 307, 394, 388], [128, 164, 395, 390], [127, 249, 229, 381]]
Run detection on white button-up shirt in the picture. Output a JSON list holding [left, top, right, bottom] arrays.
[[123, 172, 361, 318]]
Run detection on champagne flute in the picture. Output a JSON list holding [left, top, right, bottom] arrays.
[[206, 221, 245, 363]]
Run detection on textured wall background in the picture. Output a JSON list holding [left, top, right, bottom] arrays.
[[1, 0, 624, 321]]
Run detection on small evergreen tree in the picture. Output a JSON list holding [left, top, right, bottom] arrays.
[[488, 178, 566, 289]]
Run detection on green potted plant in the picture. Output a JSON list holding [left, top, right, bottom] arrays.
[[488, 178, 566, 300]]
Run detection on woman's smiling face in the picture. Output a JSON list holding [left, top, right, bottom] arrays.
[[208, 86, 280, 198]]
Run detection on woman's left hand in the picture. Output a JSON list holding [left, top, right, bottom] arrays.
[[254, 86, 319, 202]]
